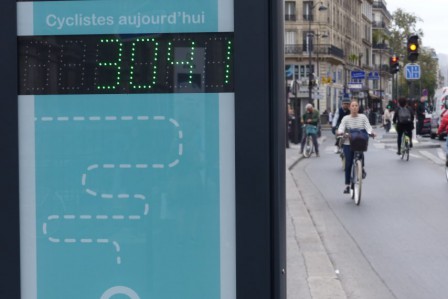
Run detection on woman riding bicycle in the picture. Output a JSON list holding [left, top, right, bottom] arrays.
[[393, 97, 414, 155], [300, 103, 320, 157], [337, 100, 375, 194]]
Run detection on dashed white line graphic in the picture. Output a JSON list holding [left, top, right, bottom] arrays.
[[38, 115, 183, 264]]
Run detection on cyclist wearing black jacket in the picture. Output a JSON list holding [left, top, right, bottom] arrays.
[[332, 99, 351, 133], [393, 97, 414, 154], [332, 99, 351, 151]]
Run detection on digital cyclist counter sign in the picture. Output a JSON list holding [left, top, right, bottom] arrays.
[[17, 1, 235, 298]]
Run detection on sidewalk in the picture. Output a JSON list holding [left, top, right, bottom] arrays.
[[286, 140, 347, 299]]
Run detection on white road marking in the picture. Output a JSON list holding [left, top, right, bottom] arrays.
[[37, 114, 183, 264], [419, 150, 445, 165], [437, 148, 446, 160]]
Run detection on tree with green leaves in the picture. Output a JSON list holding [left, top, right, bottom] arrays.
[[389, 8, 438, 100]]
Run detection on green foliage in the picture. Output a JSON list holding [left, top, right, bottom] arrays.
[[390, 8, 437, 99]]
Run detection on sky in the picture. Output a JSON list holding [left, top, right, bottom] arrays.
[[386, 0, 446, 54]]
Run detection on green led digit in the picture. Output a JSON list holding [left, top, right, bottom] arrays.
[[129, 38, 158, 90], [225, 40, 232, 84], [96, 38, 123, 90], [167, 40, 196, 86]]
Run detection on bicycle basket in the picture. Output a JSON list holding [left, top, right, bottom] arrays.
[[349, 129, 369, 151], [305, 125, 318, 135]]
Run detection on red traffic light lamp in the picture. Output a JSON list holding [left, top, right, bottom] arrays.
[[407, 34, 419, 62], [389, 55, 400, 74]]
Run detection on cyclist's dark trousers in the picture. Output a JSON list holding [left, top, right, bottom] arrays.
[[343, 145, 364, 185], [397, 128, 412, 152], [301, 133, 319, 153]]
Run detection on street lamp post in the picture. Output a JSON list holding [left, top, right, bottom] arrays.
[[307, 1, 327, 105], [310, 30, 328, 111]]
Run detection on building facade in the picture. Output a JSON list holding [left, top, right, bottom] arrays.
[[372, 0, 393, 108], [285, 0, 393, 122]]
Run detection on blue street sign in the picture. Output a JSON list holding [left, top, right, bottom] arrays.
[[405, 63, 421, 80], [368, 71, 379, 80], [351, 71, 365, 80]]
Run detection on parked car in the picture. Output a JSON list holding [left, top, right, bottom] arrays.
[[430, 87, 448, 140]]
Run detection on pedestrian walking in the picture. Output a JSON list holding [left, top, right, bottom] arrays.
[[416, 97, 426, 135], [383, 106, 392, 132]]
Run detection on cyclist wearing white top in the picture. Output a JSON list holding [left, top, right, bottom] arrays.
[[337, 100, 376, 194]]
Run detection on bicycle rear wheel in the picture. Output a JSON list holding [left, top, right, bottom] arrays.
[[303, 136, 313, 158], [400, 138, 406, 160], [404, 139, 410, 161], [353, 160, 363, 205]]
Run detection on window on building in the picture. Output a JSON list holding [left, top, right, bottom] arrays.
[[299, 65, 314, 79], [365, 48, 370, 66], [285, 2, 296, 21], [300, 65, 305, 78], [302, 31, 314, 52], [285, 31, 296, 45], [303, 1, 313, 21]]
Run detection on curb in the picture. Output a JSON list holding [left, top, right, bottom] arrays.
[[383, 143, 441, 149], [286, 136, 347, 299], [286, 165, 347, 299]]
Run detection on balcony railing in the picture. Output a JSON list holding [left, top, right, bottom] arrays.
[[373, 64, 391, 73], [373, 43, 388, 49], [285, 14, 297, 21], [372, 1, 387, 10], [285, 44, 344, 59], [372, 20, 387, 28], [372, 21, 391, 35], [303, 14, 314, 21], [372, 1, 392, 19]]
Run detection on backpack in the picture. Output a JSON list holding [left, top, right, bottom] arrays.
[[398, 107, 412, 124]]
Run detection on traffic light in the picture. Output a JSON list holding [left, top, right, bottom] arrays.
[[389, 55, 400, 74], [407, 34, 419, 62]]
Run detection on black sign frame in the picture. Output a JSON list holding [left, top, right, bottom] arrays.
[[1, 0, 285, 298]]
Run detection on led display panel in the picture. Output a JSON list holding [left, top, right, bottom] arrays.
[[18, 1, 235, 298]]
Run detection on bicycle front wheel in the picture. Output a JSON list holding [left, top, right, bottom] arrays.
[[350, 161, 356, 200], [445, 164, 448, 182], [303, 136, 313, 158], [353, 160, 363, 205]]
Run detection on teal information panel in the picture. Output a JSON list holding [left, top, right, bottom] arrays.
[[18, 1, 235, 299]]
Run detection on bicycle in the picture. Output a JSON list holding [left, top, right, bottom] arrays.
[[302, 124, 318, 158], [346, 129, 371, 205], [400, 131, 411, 161], [349, 149, 364, 205]]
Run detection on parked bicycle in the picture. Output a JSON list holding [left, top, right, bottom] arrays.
[[302, 124, 318, 158]]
